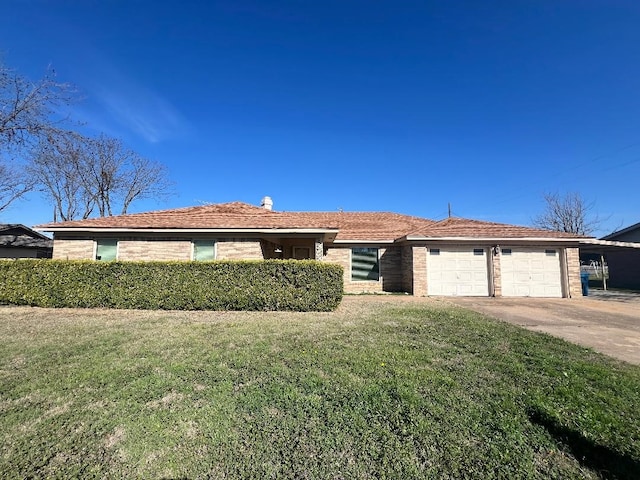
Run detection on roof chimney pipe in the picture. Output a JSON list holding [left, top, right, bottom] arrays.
[[261, 196, 273, 210]]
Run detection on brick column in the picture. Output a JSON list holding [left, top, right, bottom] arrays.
[[565, 247, 581, 298], [412, 246, 428, 296], [492, 248, 502, 297]]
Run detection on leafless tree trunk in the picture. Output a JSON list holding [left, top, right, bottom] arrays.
[[532, 192, 603, 236]]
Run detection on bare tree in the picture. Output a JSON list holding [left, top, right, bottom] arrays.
[[89, 135, 171, 216], [532, 192, 602, 235], [29, 132, 172, 221], [0, 60, 76, 211], [28, 132, 95, 221], [119, 153, 171, 215], [0, 62, 74, 148]]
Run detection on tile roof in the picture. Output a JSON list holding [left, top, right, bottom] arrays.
[[36, 203, 585, 242], [36, 202, 435, 241], [411, 217, 585, 239]]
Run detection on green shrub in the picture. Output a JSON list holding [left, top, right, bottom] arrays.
[[0, 260, 343, 311]]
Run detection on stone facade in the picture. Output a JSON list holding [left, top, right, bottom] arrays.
[[401, 245, 414, 294], [412, 246, 428, 297], [119, 239, 191, 261], [322, 246, 403, 294], [492, 248, 502, 297], [50, 233, 583, 298], [565, 247, 582, 298], [322, 247, 352, 289], [52, 239, 95, 260], [52, 236, 265, 262], [216, 239, 263, 260]]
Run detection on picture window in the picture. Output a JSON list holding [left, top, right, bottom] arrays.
[[193, 240, 216, 261], [96, 239, 118, 261], [351, 248, 380, 281]]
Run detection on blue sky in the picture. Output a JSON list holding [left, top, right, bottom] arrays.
[[1, 0, 639, 236]]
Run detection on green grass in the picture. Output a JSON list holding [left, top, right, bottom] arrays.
[[1, 299, 639, 479]]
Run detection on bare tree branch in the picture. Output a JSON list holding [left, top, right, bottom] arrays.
[[532, 192, 603, 236], [0, 62, 75, 152], [0, 161, 34, 212], [0, 60, 77, 211], [120, 154, 172, 215], [28, 132, 96, 221], [28, 132, 173, 221]]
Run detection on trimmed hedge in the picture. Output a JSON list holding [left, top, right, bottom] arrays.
[[0, 260, 343, 311]]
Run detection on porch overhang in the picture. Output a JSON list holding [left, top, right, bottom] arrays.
[[579, 238, 640, 253]]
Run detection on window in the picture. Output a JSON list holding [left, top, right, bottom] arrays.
[[473, 248, 484, 255], [193, 240, 216, 261], [96, 239, 117, 261], [545, 249, 557, 256], [502, 248, 512, 255], [430, 248, 440, 255], [351, 248, 379, 281]]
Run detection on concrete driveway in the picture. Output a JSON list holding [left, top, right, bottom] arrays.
[[448, 290, 640, 365]]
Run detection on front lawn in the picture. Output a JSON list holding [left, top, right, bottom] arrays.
[[1, 298, 638, 479]]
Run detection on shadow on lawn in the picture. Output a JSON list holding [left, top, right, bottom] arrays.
[[528, 407, 640, 480]]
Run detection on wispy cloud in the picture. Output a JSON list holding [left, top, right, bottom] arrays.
[[95, 82, 188, 143], [63, 46, 190, 143]]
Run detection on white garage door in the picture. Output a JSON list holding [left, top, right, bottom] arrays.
[[500, 247, 563, 297], [428, 247, 489, 296]]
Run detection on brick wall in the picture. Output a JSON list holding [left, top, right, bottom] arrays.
[[53, 236, 265, 262], [380, 246, 402, 292], [565, 247, 582, 298], [53, 239, 94, 259], [216, 239, 264, 260], [492, 250, 502, 297], [412, 246, 427, 296], [323, 246, 403, 294], [322, 247, 352, 289], [401, 246, 414, 294], [118, 240, 191, 261]]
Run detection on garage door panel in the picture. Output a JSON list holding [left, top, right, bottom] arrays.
[[501, 247, 562, 298], [428, 247, 489, 296]]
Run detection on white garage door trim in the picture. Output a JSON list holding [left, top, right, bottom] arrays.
[[500, 247, 563, 297], [427, 246, 489, 296]]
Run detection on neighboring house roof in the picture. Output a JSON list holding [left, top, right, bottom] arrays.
[[579, 221, 640, 253], [35, 202, 585, 243], [0, 224, 53, 249], [601, 221, 640, 241]]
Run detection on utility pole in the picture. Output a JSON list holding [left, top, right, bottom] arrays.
[[448, 203, 451, 218]]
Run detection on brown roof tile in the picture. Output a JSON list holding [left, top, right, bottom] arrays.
[[412, 217, 585, 239], [36, 202, 435, 241], [37, 203, 584, 241]]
